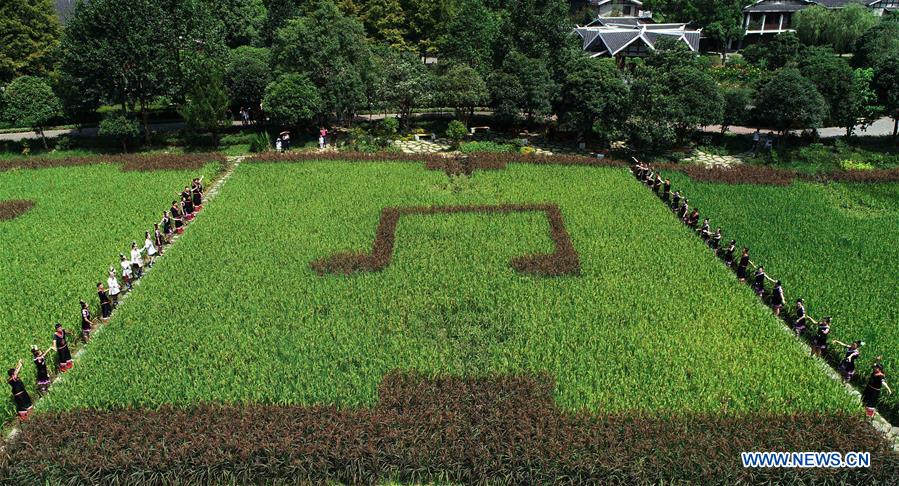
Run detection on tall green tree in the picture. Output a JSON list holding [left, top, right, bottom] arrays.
[[437, 64, 488, 126], [272, 0, 373, 124], [59, 0, 226, 143], [873, 55, 899, 140], [794, 6, 830, 46], [437, 0, 501, 74], [754, 68, 827, 135], [359, 0, 409, 48], [2, 76, 61, 149], [179, 57, 232, 147], [798, 47, 877, 135], [379, 48, 433, 128], [497, 0, 570, 61], [488, 51, 556, 125], [224, 46, 272, 112], [262, 73, 322, 129], [203, 0, 267, 47], [852, 19, 899, 69], [556, 57, 629, 144], [825, 3, 878, 55], [0, 0, 61, 84], [694, 0, 744, 63]]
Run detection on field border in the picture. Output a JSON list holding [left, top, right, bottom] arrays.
[[0, 152, 226, 172], [310, 203, 580, 277]]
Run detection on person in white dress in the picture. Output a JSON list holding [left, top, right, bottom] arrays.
[[107, 268, 121, 305], [130, 242, 144, 278], [120, 255, 132, 290], [143, 231, 157, 267]]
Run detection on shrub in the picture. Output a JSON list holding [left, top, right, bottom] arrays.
[[445, 120, 468, 147], [248, 132, 272, 153], [459, 141, 516, 154], [98, 112, 139, 152]]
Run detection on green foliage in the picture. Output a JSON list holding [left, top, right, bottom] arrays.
[[224, 46, 272, 111], [852, 20, 899, 69], [445, 119, 468, 145], [489, 52, 556, 124], [437, 64, 488, 126], [872, 55, 899, 136], [178, 60, 232, 147], [381, 117, 399, 138], [359, 0, 409, 48], [248, 131, 272, 153], [797, 48, 873, 135], [98, 112, 140, 152], [59, 0, 227, 142], [556, 57, 628, 143], [37, 162, 858, 416], [458, 141, 515, 153], [2, 76, 61, 148], [0, 161, 220, 420], [0, 0, 61, 84], [262, 74, 322, 128], [824, 3, 878, 55], [202, 0, 267, 47], [721, 87, 752, 133], [794, 6, 831, 46], [377, 48, 433, 128], [754, 68, 826, 134], [272, 1, 372, 124], [437, 0, 501, 74], [743, 32, 803, 70], [667, 173, 899, 421]]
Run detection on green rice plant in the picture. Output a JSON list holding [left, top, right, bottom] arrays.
[[39, 161, 857, 416], [664, 173, 899, 422], [0, 161, 220, 419]]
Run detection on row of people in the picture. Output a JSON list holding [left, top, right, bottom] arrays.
[[631, 160, 891, 418], [8, 178, 204, 421]]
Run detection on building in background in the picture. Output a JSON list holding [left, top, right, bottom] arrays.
[[575, 17, 701, 64], [743, 0, 898, 44]]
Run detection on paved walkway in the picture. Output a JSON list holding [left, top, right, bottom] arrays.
[[684, 150, 748, 168], [393, 139, 450, 154], [703, 116, 896, 139]]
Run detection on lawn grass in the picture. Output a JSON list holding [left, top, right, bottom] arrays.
[[39, 161, 857, 415], [0, 161, 221, 419], [664, 173, 899, 422]]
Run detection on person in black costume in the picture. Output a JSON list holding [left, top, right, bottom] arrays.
[[7, 360, 32, 420]]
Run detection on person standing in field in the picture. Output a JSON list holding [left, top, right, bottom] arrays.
[[722, 240, 737, 267], [698, 218, 711, 240], [170, 201, 184, 234], [811, 317, 831, 357], [662, 179, 671, 203], [752, 265, 774, 297], [191, 178, 203, 211], [143, 231, 157, 267], [769, 280, 784, 316], [97, 283, 112, 322], [834, 340, 863, 382], [31, 346, 52, 394], [80, 300, 93, 342], [161, 211, 173, 240], [153, 224, 165, 256], [52, 323, 73, 372], [320, 127, 328, 147], [181, 187, 194, 221], [107, 268, 121, 306], [793, 298, 809, 336], [7, 360, 32, 420], [736, 248, 751, 282], [130, 242, 144, 279], [671, 191, 681, 210], [709, 228, 722, 251], [863, 361, 891, 418]]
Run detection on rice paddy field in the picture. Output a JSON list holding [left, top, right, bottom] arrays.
[[665, 174, 899, 422], [4, 158, 898, 483], [0, 157, 220, 420]]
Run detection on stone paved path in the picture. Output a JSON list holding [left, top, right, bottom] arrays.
[[685, 150, 748, 168], [393, 139, 450, 154]]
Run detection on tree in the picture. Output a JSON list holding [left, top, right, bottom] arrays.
[[272, 1, 373, 124], [379, 49, 433, 128], [852, 20, 899, 69], [825, 3, 878, 55], [437, 0, 501, 74], [873, 55, 899, 140], [794, 6, 830, 46], [488, 52, 556, 125], [358, 0, 408, 48], [437, 64, 488, 126], [179, 57, 232, 147], [59, 0, 226, 143], [203, 0, 266, 47], [765, 32, 804, 69], [2, 76, 61, 149], [224, 46, 272, 112], [798, 47, 877, 136], [262, 73, 322, 129], [694, 0, 744, 63], [0, 0, 61, 84], [497, 0, 570, 61], [754, 68, 826, 135], [99, 112, 140, 152], [721, 87, 752, 133], [556, 57, 629, 144]]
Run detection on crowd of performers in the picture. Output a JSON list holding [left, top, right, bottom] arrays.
[[631, 159, 892, 419], [8, 178, 204, 421]]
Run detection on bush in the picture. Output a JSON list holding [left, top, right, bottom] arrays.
[[98, 112, 139, 152], [459, 141, 516, 154], [248, 132, 272, 153], [445, 120, 468, 146], [381, 117, 399, 138], [840, 159, 875, 171]]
